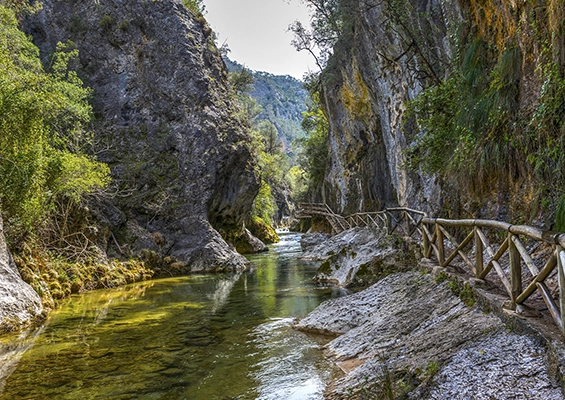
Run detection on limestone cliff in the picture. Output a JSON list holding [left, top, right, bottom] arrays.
[[316, 0, 460, 215], [316, 0, 562, 224], [24, 0, 260, 271]]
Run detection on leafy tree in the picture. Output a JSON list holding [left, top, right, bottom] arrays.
[[289, 0, 344, 70], [257, 120, 280, 156], [229, 67, 255, 95], [0, 5, 109, 243], [296, 88, 329, 196]]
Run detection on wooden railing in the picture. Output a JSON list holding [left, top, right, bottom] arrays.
[[297, 203, 425, 236], [296, 203, 351, 234], [422, 217, 565, 332], [297, 203, 565, 335]]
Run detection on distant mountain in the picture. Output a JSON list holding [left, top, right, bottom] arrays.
[[224, 58, 309, 154]]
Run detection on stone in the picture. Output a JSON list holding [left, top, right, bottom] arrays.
[[295, 271, 563, 399], [301, 227, 412, 287], [0, 215, 43, 332], [234, 229, 268, 255], [300, 232, 331, 252]]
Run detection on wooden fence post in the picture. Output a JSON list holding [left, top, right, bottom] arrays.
[[509, 233, 522, 307], [386, 212, 392, 234], [474, 227, 483, 278], [436, 223, 445, 267], [558, 245, 565, 335], [422, 224, 429, 258]]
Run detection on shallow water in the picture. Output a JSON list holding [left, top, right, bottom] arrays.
[[0, 233, 342, 399]]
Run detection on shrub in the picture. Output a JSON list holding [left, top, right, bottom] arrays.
[[0, 6, 110, 244]]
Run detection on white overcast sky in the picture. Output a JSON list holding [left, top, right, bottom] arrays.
[[202, 0, 315, 79]]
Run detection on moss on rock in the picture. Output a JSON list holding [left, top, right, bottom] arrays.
[[246, 217, 279, 244], [14, 252, 154, 309]]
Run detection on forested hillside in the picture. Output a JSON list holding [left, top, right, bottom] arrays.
[[224, 58, 309, 154]]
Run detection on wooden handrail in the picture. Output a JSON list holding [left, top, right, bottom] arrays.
[[297, 202, 565, 337]]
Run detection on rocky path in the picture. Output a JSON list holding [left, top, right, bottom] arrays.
[[295, 270, 565, 399]]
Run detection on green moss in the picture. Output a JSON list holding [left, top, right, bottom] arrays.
[[118, 19, 130, 31], [318, 260, 332, 274], [99, 14, 114, 31], [441, 275, 476, 308], [434, 271, 448, 283], [246, 216, 280, 244], [352, 259, 401, 288], [14, 252, 154, 308]]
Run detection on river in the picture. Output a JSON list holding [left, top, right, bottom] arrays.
[[0, 233, 343, 399]]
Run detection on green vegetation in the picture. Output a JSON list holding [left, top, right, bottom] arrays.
[[289, 0, 346, 71], [404, 2, 565, 224], [226, 60, 314, 234], [181, 0, 205, 15], [296, 82, 329, 198], [435, 271, 475, 308], [16, 252, 153, 309], [556, 195, 565, 232], [346, 367, 415, 400], [225, 58, 309, 155], [0, 6, 109, 246]]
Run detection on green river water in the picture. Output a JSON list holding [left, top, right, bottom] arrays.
[[0, 233, 343, 399]]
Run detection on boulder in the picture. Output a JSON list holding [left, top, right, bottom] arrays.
[[0, 216, 43, 332], [296, 271, 563, 399]]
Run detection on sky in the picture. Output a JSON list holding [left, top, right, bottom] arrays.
[[202, 0, 315, 80]]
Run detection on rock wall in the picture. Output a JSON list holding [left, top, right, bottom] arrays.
[[0, 216, 42, 332], [24, 0, 260, 271], [317, 0, 558, 221], [318, 0, 462, 215]]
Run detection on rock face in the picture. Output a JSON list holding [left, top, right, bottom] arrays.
[[316, 1, 461, 215], [299, 232, 331, 252], [301, 227, 415, 287], [316, 1, 553, 222], [0, 216, 42, 332], [295, 272, 564, 399], [24, 0, 260, 271]]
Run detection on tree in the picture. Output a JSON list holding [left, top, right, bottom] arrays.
[[296, 88, 329, 195], [289, 0, 344, 71], [0, 5, 109, 243], [257, 121, 280, 155]]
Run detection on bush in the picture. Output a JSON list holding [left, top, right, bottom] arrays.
[[0, 6, 110, 243]]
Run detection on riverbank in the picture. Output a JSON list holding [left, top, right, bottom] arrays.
[[14, 252, 154, 314], [295, 229, 565, 399], [0, 233, 340, 398]]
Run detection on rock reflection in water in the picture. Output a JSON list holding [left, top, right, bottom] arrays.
[[209, 272, 242, 314], [0, 327, 44, 393], [0, 233, 340, 399], [251, 318, 336, 400]]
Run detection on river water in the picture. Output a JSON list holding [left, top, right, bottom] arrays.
[[0, 233, 342, 399]]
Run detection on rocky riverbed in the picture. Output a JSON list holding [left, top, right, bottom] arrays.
[[296, 231, 565, 399]]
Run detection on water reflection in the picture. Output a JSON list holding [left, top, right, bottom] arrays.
[[0, 233, 341, 399], [209, 272, 242, 314], [251, 318, 334, 400], [0, 327, 44, 393]]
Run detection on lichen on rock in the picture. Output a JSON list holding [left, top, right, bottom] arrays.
[[301, 227, 415, 287]]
